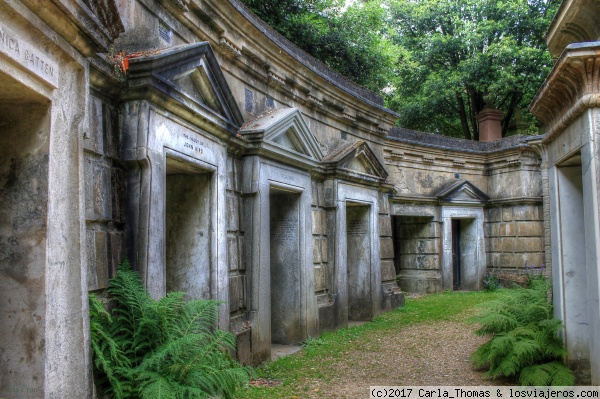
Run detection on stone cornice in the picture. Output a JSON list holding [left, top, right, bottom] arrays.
[[158, 0, 398, 133], [18, 0, 124, 56], [546, 0, 600, 57], [530, 43, 600, 144]]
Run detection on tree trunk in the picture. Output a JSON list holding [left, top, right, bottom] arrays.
[[455, 92, 471, 140], [501, 93, 522, 136], [469, 89, 483, 142]]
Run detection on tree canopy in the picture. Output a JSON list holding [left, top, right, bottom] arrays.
[[241, 0, 559, 139], [386, 0, 559, 139], [240, 0, 398, 93]]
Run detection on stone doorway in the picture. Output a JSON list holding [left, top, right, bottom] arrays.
[[165, 158, 212, 300], [451, 218, 477, 290], [441, 207, 485, 291], [346, 204, 372, 321], [269, 189, 302, 344], [556, 153, 591, 382], [0, 73, 50, 394]]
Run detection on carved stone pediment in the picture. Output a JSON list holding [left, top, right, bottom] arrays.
[[321, 141, 388, 185], [126, 42, 243, 133], [435, 180, 489, 205], [238, 108, 323, 169]]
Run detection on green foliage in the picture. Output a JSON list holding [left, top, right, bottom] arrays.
[[89, 260, 252, 398], [483, 272, 501, 292], [470, 279, 574, 386], [387, 0, 559, 139], [525, 264, 546, 288], [240, 0, 397, 92]]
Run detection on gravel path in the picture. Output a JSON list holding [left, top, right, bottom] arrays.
[[280, 296, 512, 399]]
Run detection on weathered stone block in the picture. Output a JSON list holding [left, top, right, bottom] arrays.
[[111, 167, 126, 224], [523, 252, 545, 267], [397, 220, 439, 239], [407, 221, 440, 238], [513, 237, 544, 253], [513, 205, 540, 221], [86, 230, 96, 290], [237, 236, 245, 270], [381, 260, 396, 281], [378, 191, 390, 214], [226, 195, 239, 231], [379, 214, 392, 237], [228, 235, 240, 271], [488, 222, 515, 237], [95, 231, 109, 288], [321, 238, 328, 263], [108, 231, 126, 275], [84, 156, 112, 222], [312, 180, 325, 207], [400, 238, 438, 255], [234, 158, 243, 193], [380, 237, 394, 259], [487, 207, 503, 223], [516, 221, 543, 237], [314, 265, 326, 291], [313, 237, 322, 263], [312, 209, 326, 235], [397, 276, 440, 294], [87, 229, 109, 291], [86, 95, 103, 154], [235, 328, 252, 366], [502, 207, 513, 222], [226, 157, 235, 191], [228, 275, 245, 312], [491, 237, 516, 252], [400, 254, 439, 270]]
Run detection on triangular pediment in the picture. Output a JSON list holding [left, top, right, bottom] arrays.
[[126, 42, 243, 131], [321, 141, 388, 183], [238, 108, 323, 166], [171, 68, 226, 116], [436, 180, 489, 204]]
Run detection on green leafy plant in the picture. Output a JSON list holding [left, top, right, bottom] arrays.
[[89, 260, 252, 398], [525, 264, 546, 288], [470, 279, 574, 386], [483, 272, 501, 292]]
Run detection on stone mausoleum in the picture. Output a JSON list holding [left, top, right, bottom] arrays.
[[0, 0, 598, 396]]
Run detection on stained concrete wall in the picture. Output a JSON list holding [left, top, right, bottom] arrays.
[[543, 109, 600, 384], [225, 155, 251, 363], [385, 131, 544, 288], [485, 204, 545, 272], [270, 190, 302, 343], [85, 93, 127, 292], [312, 180, 334, 332], [242, 157, 318, 363], [393, 216, 441, 293], [0, 101, 49, 397], [556, 162, 590, 382], [165, 173, 211, 299], [346, 205, 372, 321]]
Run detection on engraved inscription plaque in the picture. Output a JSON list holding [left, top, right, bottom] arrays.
[[0, 24, 59, 88]]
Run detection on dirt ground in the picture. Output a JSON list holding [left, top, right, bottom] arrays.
[[296, 320, 511, 398], [280, 293, 511, 399]]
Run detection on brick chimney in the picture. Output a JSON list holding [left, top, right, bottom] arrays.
[[476, 107, 503, 142]]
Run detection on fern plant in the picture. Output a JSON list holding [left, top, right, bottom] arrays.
[[89, 260, 252, 398], [470, 279, 575, 386]]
